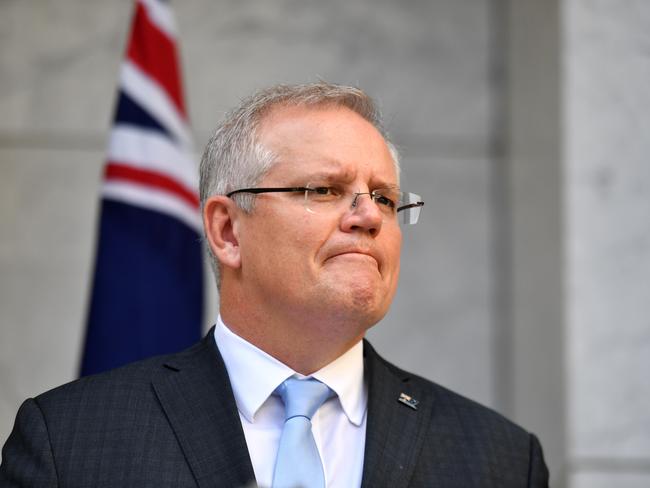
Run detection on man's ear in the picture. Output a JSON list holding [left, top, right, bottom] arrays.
[[203, 195, 242, 269]]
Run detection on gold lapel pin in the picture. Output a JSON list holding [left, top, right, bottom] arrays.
[[398, 392, 419, 410]]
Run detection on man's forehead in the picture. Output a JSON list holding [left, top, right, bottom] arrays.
[[255, 103, 397, 186], [258, 104, 391, 156], [258, 103, 375, 138]]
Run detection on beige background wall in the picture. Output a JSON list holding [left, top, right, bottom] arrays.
[[1, 1, 649, 486]]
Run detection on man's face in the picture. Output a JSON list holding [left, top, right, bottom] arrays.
[[236, 105, 402, 341]]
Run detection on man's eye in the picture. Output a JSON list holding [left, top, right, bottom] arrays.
[[373, 193, 396, 208], [311, 186, 341, 197]]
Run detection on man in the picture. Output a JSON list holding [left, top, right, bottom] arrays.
[[1, 83, 548, 487]]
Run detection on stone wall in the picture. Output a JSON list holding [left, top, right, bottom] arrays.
[[564, 1, 650, 485], [507, 0, 650, 486]]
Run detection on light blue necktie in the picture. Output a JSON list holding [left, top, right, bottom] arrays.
[[272, 378, 332, 488]]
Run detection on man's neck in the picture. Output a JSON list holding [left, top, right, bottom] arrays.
[[219, 292, 366, 375]]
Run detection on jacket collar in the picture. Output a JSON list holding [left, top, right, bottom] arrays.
[[151, 328, 256, 488], [361, 340, 433, 488]]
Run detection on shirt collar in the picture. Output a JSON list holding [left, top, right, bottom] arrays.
[[214, 315, 293, 423], [214, 315, 367, 426], [312, 340, 366, 426]]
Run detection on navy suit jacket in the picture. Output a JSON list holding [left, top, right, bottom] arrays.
[[1, 330, 548, 487]]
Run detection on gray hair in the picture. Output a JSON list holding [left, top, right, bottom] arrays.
[[199, 82, 400, 287]]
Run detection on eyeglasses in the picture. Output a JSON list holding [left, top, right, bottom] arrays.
[[226, 185, 424, 225]]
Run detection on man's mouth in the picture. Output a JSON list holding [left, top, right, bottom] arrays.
[[327, 249, 380, 268]]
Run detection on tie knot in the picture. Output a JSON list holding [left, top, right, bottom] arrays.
[[277, 378, 332, 420]]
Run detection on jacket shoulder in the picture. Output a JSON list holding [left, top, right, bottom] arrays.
[[364, 341, 548, 486], [2, 337, 217, 487], [35, 335, 211, 409], [367, 340, 528, 436]]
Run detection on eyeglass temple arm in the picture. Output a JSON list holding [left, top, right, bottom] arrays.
[[397, 201, 424, 213], [226, 187, 310, 197]]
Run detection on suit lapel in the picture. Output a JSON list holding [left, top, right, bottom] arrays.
[[361, 341, 433, 488], [152, 330, 255, 488]]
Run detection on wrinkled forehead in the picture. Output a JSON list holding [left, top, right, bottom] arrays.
[[256, 104, 398, 184]]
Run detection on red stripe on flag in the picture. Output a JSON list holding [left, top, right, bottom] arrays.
[[105, 162, 199, 209], [127, 2, 187, 117]]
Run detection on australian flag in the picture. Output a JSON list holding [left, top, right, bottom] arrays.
[[80, 0, 203, 376]]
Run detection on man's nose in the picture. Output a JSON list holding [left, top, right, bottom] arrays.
[[340, 193, 383, 236]]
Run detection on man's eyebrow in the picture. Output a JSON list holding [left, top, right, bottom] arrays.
[[369, 177, 399, 190], [283, 159, 397, 187], [307, 170, 352, 182], [292, 163, 356, 183], [373, 181, 400, 189]]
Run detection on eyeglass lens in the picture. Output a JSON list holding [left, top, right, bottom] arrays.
[[303, 185, 422, 225]]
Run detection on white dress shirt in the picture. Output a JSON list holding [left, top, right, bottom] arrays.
[[214, 315, 367, 488]]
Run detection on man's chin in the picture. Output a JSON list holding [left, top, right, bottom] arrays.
[[323, 259, 383, 285], [318, 280, 389, 325]]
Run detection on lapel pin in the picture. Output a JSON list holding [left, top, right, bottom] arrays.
[[398, 392, 419, 410]]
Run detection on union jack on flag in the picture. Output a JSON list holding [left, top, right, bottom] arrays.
[[81, 0, 203, 376]]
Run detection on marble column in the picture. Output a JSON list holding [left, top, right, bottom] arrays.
[[507, 1, 650, 486]]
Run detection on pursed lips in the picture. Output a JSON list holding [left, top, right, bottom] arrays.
[[326, 248, 380, 269]]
